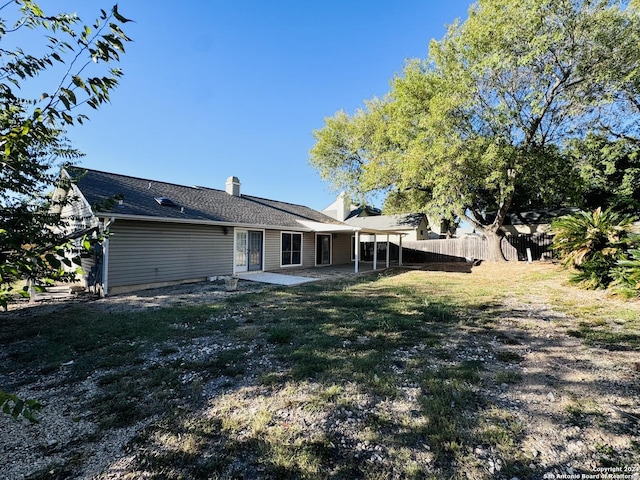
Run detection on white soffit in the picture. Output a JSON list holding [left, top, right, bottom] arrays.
[[296, 220, 357, 232], [296, 220, 405, 235]]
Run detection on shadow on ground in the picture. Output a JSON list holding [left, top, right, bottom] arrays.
[[1, 267, 638, 479]]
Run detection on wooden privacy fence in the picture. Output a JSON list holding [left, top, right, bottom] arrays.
[[401, 233, 555, 263]]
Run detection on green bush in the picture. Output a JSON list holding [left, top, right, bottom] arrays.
[[571, 254, 619, 289], [613, 246, 640, 297], [551, 208, 638, 289]]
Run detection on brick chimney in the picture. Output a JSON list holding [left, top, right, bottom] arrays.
[[225, 176, 241, 196]]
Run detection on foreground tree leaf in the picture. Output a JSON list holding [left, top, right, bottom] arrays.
[[0, 2, 131, 306], [0, 2, 132, 419]]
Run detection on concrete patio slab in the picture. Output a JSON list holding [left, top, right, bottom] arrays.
[[235, 271, 319, 286]]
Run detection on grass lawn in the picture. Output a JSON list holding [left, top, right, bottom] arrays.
[[1, 262, 639, 479]]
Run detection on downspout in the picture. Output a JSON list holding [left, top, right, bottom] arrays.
[[399, 234, 403, 266], [101, 217, 115, 297]]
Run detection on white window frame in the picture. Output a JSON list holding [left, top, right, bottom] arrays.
[[233, 228, 266, 274], [234, 229, 249, 273], [280, 231, 303, 267]]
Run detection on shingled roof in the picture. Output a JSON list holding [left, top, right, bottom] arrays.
[[66, 167, 345, 230], [344, 213, 426, 231]]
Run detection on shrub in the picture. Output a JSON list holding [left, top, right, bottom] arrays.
[[612, 246, 640, 297], [551, 208, 638, 289]]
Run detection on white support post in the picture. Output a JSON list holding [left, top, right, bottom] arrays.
[[386, 234, 390, 268], [354, 230, 360, 273], [373, 234, 378, 271], [28, 278, 35, 304]]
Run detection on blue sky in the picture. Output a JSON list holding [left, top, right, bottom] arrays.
[[59, 1, 472, 210]]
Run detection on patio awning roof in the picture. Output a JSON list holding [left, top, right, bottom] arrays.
[[296, 220, 356, 233], [296, 219, 406, 236]]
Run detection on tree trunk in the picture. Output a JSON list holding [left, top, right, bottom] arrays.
[[484, 229, 507, 262]]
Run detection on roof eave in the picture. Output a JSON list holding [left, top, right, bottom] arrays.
[[94, 212, 316, 232]]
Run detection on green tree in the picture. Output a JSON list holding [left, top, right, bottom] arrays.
[[0, 2, 131, 421], [569, 134, 640, 215], [0, 1, 131, 309], [310, 0, 640, 261]]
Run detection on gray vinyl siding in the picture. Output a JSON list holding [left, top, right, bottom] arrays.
[[107, 220, 233, 287], [303, 232, 315, 267], [332, 233, 353, 265], [263, 229, 281, 271]]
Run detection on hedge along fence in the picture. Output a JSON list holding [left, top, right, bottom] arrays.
[[401, 233, 555, 263]]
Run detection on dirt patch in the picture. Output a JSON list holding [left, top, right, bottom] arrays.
[[3, 278, 266, 315], [478, 300, 640, 475]]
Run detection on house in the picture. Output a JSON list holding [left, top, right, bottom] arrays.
[[320, 193, 432, 263], [452, 208, 581, 238], [499, 208, 580, 236], [322, 192, 430, 240], [322, 192, 380, 221], [56, 168, 401, 295], [320, 193, 434, 262]]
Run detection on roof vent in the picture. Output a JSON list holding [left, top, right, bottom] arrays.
[[225, 176, 241, 196], [155, 197, 178, 207]]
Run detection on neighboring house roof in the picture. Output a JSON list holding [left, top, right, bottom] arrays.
[[344, 205, 382, 220], [345, 213, 426, 232], [65, 167, 346, 231], [501, 207, 580, 226]]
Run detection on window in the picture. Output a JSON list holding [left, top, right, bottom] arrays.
[[235, 231, 247, 267], [282, 232, 302, 266]]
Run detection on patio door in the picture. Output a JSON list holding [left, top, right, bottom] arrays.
[[235, 230, 248, 273], [316, 234, 331, 265], [248, 230, 263, 271], [235, 229, 263, 272]]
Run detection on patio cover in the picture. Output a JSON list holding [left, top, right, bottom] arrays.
[[295, 220, 406, 272]]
